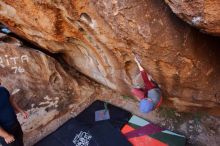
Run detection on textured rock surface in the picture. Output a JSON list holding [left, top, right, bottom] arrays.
[[0, 34, 123, 146], [164, 0, 220, 36], [0, 0, 220, 115], [0, 34, 76, 108], [0, 34, 118, 146], [92, 0, 220, 115], [0, 34, 78, 145]]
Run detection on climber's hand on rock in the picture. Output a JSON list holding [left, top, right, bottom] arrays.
[[21, 111, 29, 119], [134, 55, 144, 71], [134, 57, 139, 64], [134, 54, 142, 64]]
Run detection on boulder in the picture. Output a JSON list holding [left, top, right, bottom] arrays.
[[0, 34, 77, 108], [0, 34, 78, 145], [164, 0, 220, 36]]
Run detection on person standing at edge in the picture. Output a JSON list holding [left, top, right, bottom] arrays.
[[0, 80, 28, 146], [131, 55, 162, 113]]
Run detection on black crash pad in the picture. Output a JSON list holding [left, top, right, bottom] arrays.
[[35, 100, 132, 146], [75, 100, 132, 129]]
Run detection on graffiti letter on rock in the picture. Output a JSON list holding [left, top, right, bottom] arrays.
[[10, 57, 19, 65], [0, 57, 5, 68], [21, 55, 29, 63]]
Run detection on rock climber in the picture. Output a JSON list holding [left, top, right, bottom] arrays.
[[0, 79, 28, 146], [131, 55, 162, 113]]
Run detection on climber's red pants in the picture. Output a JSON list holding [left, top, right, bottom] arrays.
[[131, 70, 156, 100], [131, 88, 146, 100], [131, 70, 162, 108]]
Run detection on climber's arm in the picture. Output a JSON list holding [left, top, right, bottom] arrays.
[[10, 95, 28, 119], [134, 56, 155, 90], [134, 56, 144, 71]]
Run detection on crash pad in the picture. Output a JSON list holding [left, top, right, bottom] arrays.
[[75, 100, 132, 129], [129, 135, 168, 146], [121, 115, 186, 146], [35, 100, 132, 146], [150, 132, 186, 146], [125, 123, 165, 138], [121, 124, 135, 134], [35, 119, 132, 146]]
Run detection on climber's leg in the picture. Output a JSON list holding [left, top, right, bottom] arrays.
[[131, 88, 145, 101]]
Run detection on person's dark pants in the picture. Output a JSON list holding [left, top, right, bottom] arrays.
[[0, 121, 23, 146]]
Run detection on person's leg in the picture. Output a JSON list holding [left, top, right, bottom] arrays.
[[140, 70, 156, 90], [15, 123, 23, 146], [0, 130, 18, 146], [131, 88, 145, 101], [0, 138, 18, 146], [6, 122, 24, 146]]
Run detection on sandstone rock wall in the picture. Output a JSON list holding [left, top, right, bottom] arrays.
[[164, 0, 220, 36], [0, 34, 77, 133], [0, 33, 110, 145], [0, 0, 220, 114], [0, 0, 133, 93], [0, 33, 77, 144], [0, 33, 76, 107]]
